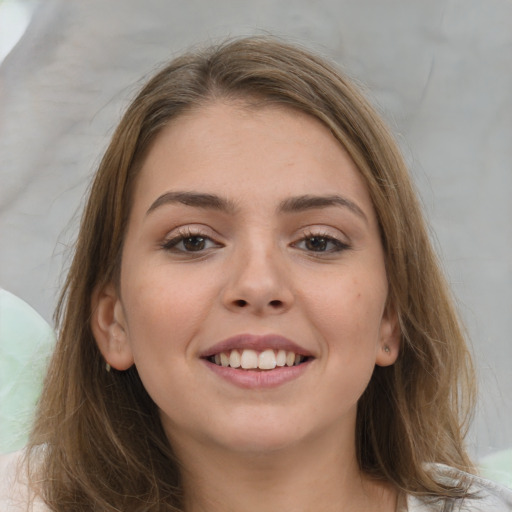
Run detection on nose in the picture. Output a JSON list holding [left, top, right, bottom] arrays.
[[222, 244, 294, 315]]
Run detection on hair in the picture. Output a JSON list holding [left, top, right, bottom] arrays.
[[27, 36, 476, 511]]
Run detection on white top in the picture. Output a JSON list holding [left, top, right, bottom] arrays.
[[401, 463, 512, 511], [1, 451, 511, 511], [0, 451, 45, 511]]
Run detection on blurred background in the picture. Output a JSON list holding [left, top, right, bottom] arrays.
[[0, 0, 510, 466]]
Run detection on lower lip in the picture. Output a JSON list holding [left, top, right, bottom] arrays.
[[203, 359, 312, 389]]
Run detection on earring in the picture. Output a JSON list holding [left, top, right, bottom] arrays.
[[383, 346, 391, 354], [105, 362, 111, 372]]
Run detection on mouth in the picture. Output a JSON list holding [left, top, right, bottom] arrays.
[[200, 333, 314, 379], [201, 334, 313, 388], [205, 348, 311, 370]]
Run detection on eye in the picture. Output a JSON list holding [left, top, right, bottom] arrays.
[[161, 230, 222, 253], [293, 233, 349, 253]]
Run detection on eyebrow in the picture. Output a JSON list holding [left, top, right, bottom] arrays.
[[146, 191, 368, 223], [146, 191, 237, 215], [278, 194, 368, 223]]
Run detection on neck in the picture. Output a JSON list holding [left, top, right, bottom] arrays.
[[175, 426, 397, 512]]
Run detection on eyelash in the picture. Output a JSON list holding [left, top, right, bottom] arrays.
[[293, 231, 350, 254], [160, 228, 221, 253], [160, 229, 350, 255]]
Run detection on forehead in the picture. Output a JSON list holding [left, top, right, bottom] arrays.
[[131, 101, 374, 217]]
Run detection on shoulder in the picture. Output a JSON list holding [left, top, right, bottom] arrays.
[[406, 463, 512, 511], [0, 451, 48, 512]]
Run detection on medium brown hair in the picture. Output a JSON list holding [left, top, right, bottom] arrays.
[[28, 37, 476, 510]]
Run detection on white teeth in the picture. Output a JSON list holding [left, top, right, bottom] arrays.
[[229, 350, 241, 368], [212, 348, 306, 370], [276, 349, 287, 367], [241, 349, 258, 369], [220, 352, 230, 367], [259, 349, 277, 370]]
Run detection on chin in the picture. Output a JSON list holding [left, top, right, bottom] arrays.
[[220, 432, 302, 455], [209, 416, 311, 455]]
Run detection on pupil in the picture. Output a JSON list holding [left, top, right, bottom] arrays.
[[184, 236, 205, 251], [306, 237, 327, 251]]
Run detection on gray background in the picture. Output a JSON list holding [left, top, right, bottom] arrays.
[[0, 0, 511, 461]]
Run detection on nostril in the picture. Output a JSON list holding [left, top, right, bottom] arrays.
[[230, 299, 285, 309]]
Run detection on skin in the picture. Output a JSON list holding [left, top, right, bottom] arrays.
[[92, 101, 400, 511]]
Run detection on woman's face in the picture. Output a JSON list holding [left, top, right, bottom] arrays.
[[95, 102, 398, 456]]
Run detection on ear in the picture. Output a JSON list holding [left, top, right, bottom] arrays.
[[91, 283, 134, 371], [375, 302, 400, 367]]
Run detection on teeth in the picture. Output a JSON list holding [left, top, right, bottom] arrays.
[[229, 350, 241, 368], [259, 349, 277, 370], [241, 349, 258, 369], [211, 348, 306, 370], [276, 349, 287, 366]]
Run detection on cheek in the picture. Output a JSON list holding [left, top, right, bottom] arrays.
[[304, 272, 388, 391], [119, 271, 212, 414], [120, 266, 216, 361], [307, 274, 387, 342], [308, 280, 386, 410]]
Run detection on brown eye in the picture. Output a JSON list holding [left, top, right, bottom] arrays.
[[294, 234, 350, 253], [182, 236, 207, 251], [161, 233, 221, 253], [304, 236, 329, 252]]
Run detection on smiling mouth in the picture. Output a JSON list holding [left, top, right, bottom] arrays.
[[206, 349, 310, 370]]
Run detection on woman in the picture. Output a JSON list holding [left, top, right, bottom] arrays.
[[2, 37, 511, 511]]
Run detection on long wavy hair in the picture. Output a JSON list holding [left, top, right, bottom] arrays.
[[27, 37, 476, 511]]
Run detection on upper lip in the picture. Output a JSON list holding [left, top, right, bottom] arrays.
[[200, 334, 313, 358]]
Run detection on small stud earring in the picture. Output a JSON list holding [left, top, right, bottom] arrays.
[[384, 346, 391, 354], [105, 362, 111, 372]]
